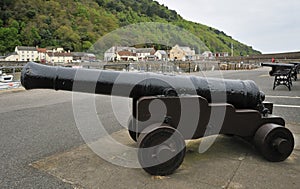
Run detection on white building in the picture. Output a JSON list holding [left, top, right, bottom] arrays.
[[202, 51, 214, 59], [2, 46, 78, 64], [46, 52, 73, 64], [15, 46, 39, 61], [47, 47, 65, 53], [4, 52, 19, 61], [155, 50, 168, 61], [72, 52, 96, 62], [136, 48, 155, 60], [116, 51, 138, 61], [37, 48, 47, 63], [104, 46, 136, 61]]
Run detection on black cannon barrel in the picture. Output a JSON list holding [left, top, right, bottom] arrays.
[[21, 62, 265, 110]]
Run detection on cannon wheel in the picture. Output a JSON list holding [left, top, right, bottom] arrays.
[[254, 124, 294, 162], [127, 116, 138, 142], [137, 124, 186, 176]]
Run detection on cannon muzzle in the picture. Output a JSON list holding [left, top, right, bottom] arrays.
[[21, 62, 265, 110]]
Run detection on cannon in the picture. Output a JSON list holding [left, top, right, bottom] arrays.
[[21, 62, 294, 176]]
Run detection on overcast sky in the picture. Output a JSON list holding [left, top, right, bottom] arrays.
[[156, 0, 300, 54]]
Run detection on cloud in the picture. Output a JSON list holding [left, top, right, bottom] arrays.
[[156, 0, 300, 53]]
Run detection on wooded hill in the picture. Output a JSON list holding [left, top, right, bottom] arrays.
[[0, 0, 261, 56]]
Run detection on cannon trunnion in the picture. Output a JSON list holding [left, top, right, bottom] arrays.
[[21, 62, 295, 176]]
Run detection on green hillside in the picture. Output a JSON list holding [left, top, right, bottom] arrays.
[[0, 0, 261, 56]]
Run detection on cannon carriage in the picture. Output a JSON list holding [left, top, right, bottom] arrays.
[[21, 62, 294, 176]]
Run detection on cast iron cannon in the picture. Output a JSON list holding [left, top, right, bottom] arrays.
[[21, 62, 294, 176]]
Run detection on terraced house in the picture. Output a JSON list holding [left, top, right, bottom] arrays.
[[15, 46, 39, 62]]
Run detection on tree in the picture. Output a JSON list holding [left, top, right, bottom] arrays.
[[95, 0, 105, 7], [0, 27, 21, 54], [8, 19, 19, 30], [20, 26, 41, 46], [82, 41, 93, 51], [54, 26, 81, 51], [31, 27, 42, 46], [0, 0, 260, 55]]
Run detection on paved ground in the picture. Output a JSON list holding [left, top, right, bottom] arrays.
[[0, 67, 299, 188]]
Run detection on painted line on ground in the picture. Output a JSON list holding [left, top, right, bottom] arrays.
[[266, 95, 300, 99], [274, 104, 300, 108], [259, 74, 270, 77]]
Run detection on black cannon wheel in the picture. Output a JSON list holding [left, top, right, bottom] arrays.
[[127, 116, 138, 142], [137, 124, 186, 176], [254, 124, 294, 162]]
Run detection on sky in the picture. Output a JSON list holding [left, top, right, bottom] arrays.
[[156, 0, 300, 54]]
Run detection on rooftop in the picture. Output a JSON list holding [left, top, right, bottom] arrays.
[[16, 46, 37, 51], [136, 48, 155, 53], [118, 51, 135, 56], [37, 48, 47, 53], [156, 50, 167, 55], [47, 52, 73, 57]]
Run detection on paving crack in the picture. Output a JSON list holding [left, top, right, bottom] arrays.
[[222, 153, 246, 189]]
